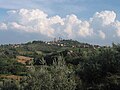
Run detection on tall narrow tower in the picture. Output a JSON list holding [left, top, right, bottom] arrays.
[[54, 38, 57, 42]]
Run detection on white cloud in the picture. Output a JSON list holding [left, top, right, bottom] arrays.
[[63, 14, 81, 38], [7, 9, 55, 37], [89, 10, 120, 40], [6, 9, 93, 38], [91, 11, 116, 26], [78, 21, 93, 37], [113, 21, 120, 37], [1, 9, 120, 44], [0, 23, 7, 30], [98, 31, 106, 39]]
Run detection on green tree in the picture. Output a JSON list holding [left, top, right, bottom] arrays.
[[22, 56, 76, 90]]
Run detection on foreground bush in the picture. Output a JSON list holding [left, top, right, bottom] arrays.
[[21, 56, 76, 90]]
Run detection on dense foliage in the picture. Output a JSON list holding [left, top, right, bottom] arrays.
[[0, 40, 120, 90]]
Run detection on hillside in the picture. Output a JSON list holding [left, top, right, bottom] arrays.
[[0, 40, 120, 90]]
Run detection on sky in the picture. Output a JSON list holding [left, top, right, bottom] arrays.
[[0, 0, 120, 45]]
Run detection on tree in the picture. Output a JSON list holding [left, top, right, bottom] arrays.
[[22, 56, 76, 90]]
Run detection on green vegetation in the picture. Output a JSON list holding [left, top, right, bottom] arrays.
[[0, 40, 120, 90]]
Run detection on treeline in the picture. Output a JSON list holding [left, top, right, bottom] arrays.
[[0, 43, 120, 90]]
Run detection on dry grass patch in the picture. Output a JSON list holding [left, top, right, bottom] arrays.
[[16, 56, 33, 64]]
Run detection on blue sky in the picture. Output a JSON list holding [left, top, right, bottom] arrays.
[[0, 0, 120, 45], [0, 0, 120, 19]]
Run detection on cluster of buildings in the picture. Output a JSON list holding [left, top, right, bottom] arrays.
[[45, 37, 103, 49], [46, 37, 65, 47], [1, 37, 109, 49]]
